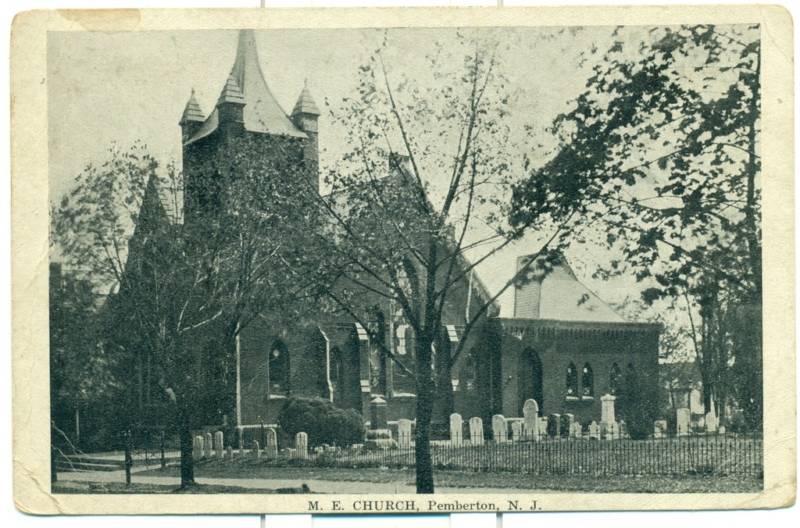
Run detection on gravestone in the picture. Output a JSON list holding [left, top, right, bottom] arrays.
[[705, 407, 719, 434], [449, 413, 463, 446], [547, 413, 561, 438], [492, 414, 507, 443], [265, 428, 278, 458], [226, 445, 233, 459], [538, 417, 548, 440], [192, 436, 199, 459], [570, 421, 582, 439], [523, 399, 539, 440], [600, 394, 616, 424], [397, 419, 413, 449], [196, 435, 205, 458], [511, 420, 523, 442], [604, 421, 620, 440], [469, 417, 484, 446], [370, 396, 388, 430], [676, 408, 691, 436], [619, 420, 628, 439], [214, 431, 224, 458], [588, 421, 600, 440], [718, 425, 726, 435], [252, 440, 260, 458], [561, 413, 575, 437], [653, 419, 667, 439], [204, 432, 213, 458], [295, 432, 308, 460]]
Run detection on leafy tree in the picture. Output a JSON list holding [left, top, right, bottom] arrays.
[[511, 25, 761, 429], [295, 33, 573, 493]]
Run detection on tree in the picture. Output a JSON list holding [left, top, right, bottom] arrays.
[[511, 25, 761, 429], [295, 34, 573, 493], [52, 142, 317, 487]]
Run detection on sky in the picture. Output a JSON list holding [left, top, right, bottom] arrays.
[[47, 26, 671, 318]]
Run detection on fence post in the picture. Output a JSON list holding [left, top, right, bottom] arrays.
[[160, 430, 166, 470], [124, 429, 133, 486]]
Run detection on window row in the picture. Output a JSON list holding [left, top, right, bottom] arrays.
[[565, 362, 634, 399]]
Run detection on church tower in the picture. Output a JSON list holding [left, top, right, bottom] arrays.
[[181, 29, 319, 225]]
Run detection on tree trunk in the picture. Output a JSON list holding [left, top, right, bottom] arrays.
[[178, 424, 195, 488], [414, 333, 435, 494]]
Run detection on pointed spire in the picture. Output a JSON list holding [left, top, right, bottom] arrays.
[[137, 174, 168, 234], [180, 88, 205, 124], [292, 79, 321, 117]]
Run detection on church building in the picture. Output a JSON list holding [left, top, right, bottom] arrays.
[[131, 30, 660, 436]]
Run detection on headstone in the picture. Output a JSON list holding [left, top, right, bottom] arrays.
[[653, 419, 667, 439], [295, 432, 308, 460], [705, 405, 719, 434], [538, 417, 548, 440], [588, 421, 600, 440], [570, 421, 582, 439], [252, 440, 260, 458], [397, 419, 413, 449], [204, 432, 213, 458], [265, 428, 278, 458], [226, 445, 233, 459], [601, 394, 616, 424], [511, 420, 523, 442], [718, 425, 726, 435], [449, 413, 463, 446], [370, 397, 388, 430], [214, 431, 224, 458], [561, 413, 575, 437], [547, 413, 561, 438], [676, 407, 691, 436], [196, 435, 205, 458], [603, 421, 619, 440], [492, 414, 507, 443], [619, 420, 628, 439], [192, 436, 199, 459], [522, 399, 539, 440], [469, 417, 484, 446]]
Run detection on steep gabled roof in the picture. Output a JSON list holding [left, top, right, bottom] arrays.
[[185, 29, 306, 145], [180, 89, 205, 124], [514, 254, 625, 323]]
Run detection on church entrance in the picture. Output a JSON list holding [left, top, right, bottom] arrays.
[[519, 347, 544, 415]]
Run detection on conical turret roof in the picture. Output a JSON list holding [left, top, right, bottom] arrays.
[[292, 80, 320, 116], [180, 89, 205, 124], [185, 29, 306, 145]]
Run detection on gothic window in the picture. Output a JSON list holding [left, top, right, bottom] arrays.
[[460, 348, 478, 391], [581, 363, 594, 398], [565, 362, 578, 399], [609, 363, 622, 395], [268, 339, 289, 395]]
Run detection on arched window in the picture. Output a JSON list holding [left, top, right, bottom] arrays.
[[609, 363, 622, 395], [582, 363, 594, 398], [565, 362, 578, 398], [268, 339, 289, 395]]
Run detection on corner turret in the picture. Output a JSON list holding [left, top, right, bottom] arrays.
[[291, 80, 321, 187], [179, 89, 205, 143]]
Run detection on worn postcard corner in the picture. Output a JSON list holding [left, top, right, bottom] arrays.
[[10, 5, 795, 515]]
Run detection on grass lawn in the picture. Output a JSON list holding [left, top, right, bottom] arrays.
[[52, 480, 308, 494], [138, 459, 762, 493]]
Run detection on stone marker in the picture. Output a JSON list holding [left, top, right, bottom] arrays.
[[492, 414, 507, 443], [252, 440, 260, 458], [523, 399, 539, 440], [538, 417, 548, 440], [588, 420, 600, 440], [295, 432, 308, 460], [561, 413, 575, 437], [705, 404, 719, 434], [370, 396, 388, 430], [653, 419, 667, 439], [511, 420, 523, 442], [196, 435, 205, 458], [718, 425, 726, 435], [450, 413, 463, 446], [204, 432, 213, 458], [226, 445, 233, 459], [265, 428, 278, 458], [397, 419, 413, 449], [570, 421, 582, 439], [214, 431, 224, 458], [547, 413, 561, 438], [469, 417, 484, 446], [601, 394, 616, 424], [676, 408, 691, 436]]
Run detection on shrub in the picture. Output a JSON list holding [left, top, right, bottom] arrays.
[[277, 397, 365, 448]]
